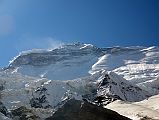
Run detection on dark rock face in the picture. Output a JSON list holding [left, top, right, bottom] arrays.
[[11, 106, 39, 120], [94, 74, 123, 105], [30, 86, 51, 109], [96, 73, 148, 105], [0, 101, 11, 117], [45, 99, 131, 120]]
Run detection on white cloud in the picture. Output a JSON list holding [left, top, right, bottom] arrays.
[[45, 37, 64, 50], [17, 35, 64, 51], [0, 15, 15, 36]]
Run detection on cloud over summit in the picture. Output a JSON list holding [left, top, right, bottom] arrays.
[[0, 15, 15, 36]]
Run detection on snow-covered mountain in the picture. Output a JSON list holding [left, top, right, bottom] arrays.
[[7, 43, 159, 94], [1, 43, 159, 120], [8, 44, 159, 82], [8, 43, 102, 80]]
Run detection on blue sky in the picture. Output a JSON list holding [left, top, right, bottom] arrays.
[[0, 0, 159, 67]]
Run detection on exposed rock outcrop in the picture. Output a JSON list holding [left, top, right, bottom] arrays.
[[45, 99, 131, 120]]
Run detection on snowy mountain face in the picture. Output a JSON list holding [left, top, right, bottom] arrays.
[[8, 44, 102, 80], [1, 43, 159, 120], [8, 44, 159, 82], [92, 46, 159, 82], [7, 44, 159, 94]]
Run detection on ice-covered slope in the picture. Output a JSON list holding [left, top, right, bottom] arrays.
[[8, 44, 159, 83], [8, 43, 102, 80]]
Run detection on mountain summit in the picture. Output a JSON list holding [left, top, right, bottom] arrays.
[[8, 44, 159, 81]]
